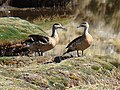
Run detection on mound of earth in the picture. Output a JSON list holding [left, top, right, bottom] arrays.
[[0, 55, 119, 90]]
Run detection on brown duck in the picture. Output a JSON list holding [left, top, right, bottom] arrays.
[[25, 23, 67, 56], [63, 22, 93, 57]]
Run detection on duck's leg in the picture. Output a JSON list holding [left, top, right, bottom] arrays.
[[70, 53, 74, 57], [37, 51, 41, 56], [81, 50, 84, 56], [41, 52, 43, 56], [34, 51, 37, 56], [37, 49, 41, 56], [77, 50, 80, 57]]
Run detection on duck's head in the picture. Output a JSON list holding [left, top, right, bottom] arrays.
[[53, 23, 67, 31], [77, 22, 89, 28]]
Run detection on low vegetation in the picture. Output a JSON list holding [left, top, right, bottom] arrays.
[[0, 17, 47, 44], [0, 55, 119, 90], [0, 17, 119, 90], [0, 0, 120, 89]]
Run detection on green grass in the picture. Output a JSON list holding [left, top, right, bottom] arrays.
[[0, 17, 47, 44], [0, 57, 12, 61]]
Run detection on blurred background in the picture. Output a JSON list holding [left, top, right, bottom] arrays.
[[0, 0, 120, 57]]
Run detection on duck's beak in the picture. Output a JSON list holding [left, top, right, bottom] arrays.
[[61, 26, 67, 31], [77, 26, 80, 28], [77, 24, 84, 28]]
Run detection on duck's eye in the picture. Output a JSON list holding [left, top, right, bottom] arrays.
[[55, 25, 60, 27], [82, 23, 86, 24]]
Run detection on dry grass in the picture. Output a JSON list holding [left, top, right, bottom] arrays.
[[73, 0, 120, 33], [0, 9, 120, 89], [112, 38, 120, 53], [0, 55, 119, 90]]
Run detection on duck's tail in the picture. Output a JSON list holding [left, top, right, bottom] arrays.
[[63, 49, 73, 55]]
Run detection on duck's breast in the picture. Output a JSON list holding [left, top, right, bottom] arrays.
[[37, 37, 57, 52], [75, 34, 93, 50]]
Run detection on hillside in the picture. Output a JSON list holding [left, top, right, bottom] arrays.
[[0, 55, 119, 90], [0, 17, 47, 44]]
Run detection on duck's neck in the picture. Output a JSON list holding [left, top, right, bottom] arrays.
[[83, 26, 89, 36], [51, 26, 58, 37], [51, 26, 59, 43]]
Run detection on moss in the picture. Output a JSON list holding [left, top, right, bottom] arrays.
[[0, 57, 12, 61], [69, 74, 80, 80], [110, 61, 120, 68], [99, 61, 113, 71], [93, 56, 114, 71], [80, 67, 96, 75], [91, 65, 100, 71], [48, 76, 68, 90]]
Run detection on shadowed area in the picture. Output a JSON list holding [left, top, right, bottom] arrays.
[[53, 55, 73, 63], [0, 0, 71, 8]]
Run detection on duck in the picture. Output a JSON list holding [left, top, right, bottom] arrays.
[[25, 23, 67, 56], [63, 22, 93, 57]]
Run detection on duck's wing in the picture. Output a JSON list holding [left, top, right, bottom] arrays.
[[24, 38, 34, 43], [29, 35, 49, 44], [37, 36, 49, 44], [66, 35, 85, 48]]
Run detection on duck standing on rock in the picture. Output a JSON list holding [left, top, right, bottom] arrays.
[[63, 22, 93, 57], [24, 23, 67, 56]]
